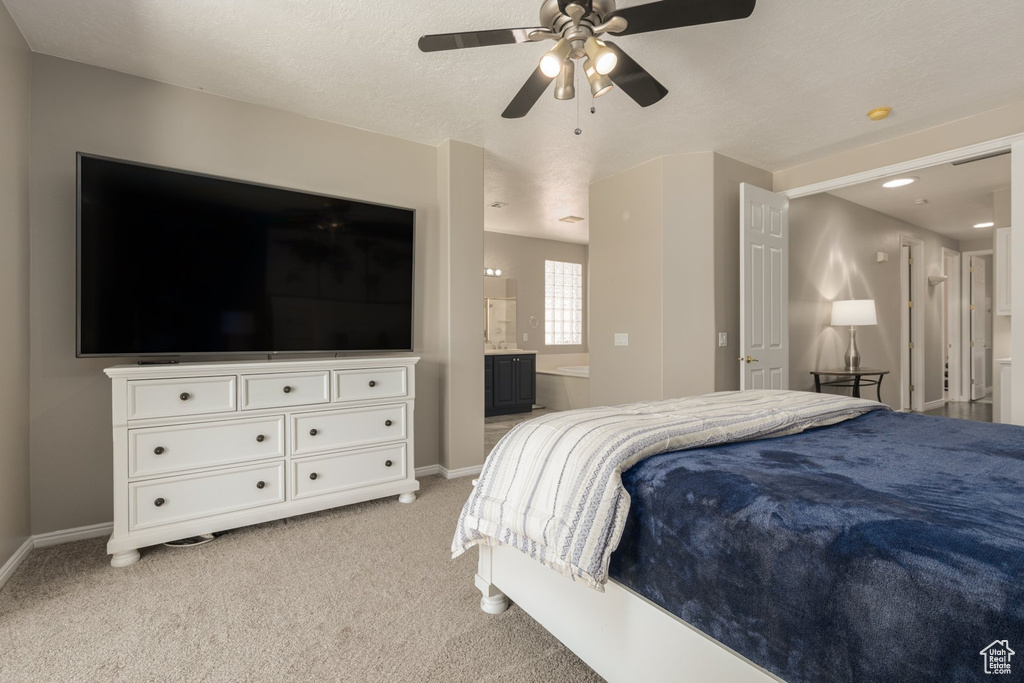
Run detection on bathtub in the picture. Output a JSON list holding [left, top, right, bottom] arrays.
[[536, 365, 590, 411]]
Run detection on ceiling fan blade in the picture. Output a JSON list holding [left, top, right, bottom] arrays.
[[502, 67, 556, 119], [609, 0, 755, 36], [603, 42, 668, 108], [418, 27, 545, 53]]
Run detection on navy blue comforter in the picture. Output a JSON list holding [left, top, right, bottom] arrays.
[[610, 411, 1024, 682]]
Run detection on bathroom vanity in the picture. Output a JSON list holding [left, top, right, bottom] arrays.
[[485, 350, 536, 417]]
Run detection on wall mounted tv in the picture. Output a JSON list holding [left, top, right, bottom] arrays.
[[77, 154, 415, 357]]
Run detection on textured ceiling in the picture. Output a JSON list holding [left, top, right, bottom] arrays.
[[5, 0, 1024, 244], [830, 153, 1011, 243]]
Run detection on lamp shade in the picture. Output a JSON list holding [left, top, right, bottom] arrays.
[[831, 299, 877, 327]]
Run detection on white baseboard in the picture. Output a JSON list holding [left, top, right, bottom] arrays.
[[415, 464, 441, 477], [33, 521, 113, 549], [0, 522, 114, 591], [440, 464, 484, 480], [0, 537, 34, 591], [923, 399, 946, 412]]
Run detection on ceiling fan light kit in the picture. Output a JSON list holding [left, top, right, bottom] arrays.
[[418, 0, 757, 119], [583, 58, 613, 98], [554, 60, 577, 100]]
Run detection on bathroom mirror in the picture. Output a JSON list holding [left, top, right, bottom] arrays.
[[484, 278, 517, 348]]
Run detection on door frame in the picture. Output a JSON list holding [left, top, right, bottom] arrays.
[[961, 249, 993, 402], [900, 235, 925, 412], [778, 133, 1022, 419], [941, 247, 961, 403]]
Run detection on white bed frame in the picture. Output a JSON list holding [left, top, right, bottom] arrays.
[[476, 544, 782, 682]]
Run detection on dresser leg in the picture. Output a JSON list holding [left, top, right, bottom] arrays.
[[398, 492, 417, 504], [110, 549, 141, 568]]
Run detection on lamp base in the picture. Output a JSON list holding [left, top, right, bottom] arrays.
[[844, 326, 861, 370]]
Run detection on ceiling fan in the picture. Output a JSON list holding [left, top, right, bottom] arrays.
[[418, 0, 756, 119]]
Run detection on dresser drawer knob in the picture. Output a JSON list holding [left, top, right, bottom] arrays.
[[309, 428, 319, 437], [256, 481, 266, 489], [309, 472, 318, 481], [154, 498, 165, 507], [179, 392, 191, 401], [256, 434, 266, 443], [385, 460, 393, 468], [153, 446, 165, 455], [283, 386, 292, 394], [385, 420, 393, 427], [368, 380, 377, 388]]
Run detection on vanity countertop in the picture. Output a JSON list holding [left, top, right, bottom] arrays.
[[484, 349, 537, 356]]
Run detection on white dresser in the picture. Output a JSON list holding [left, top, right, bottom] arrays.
[[104, 357, 419, 567]]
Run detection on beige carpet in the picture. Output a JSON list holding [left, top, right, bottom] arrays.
[[0, 476, 602, 683]]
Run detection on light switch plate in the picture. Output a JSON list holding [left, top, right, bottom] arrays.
[[614, 333, 629, 347], [718, 332, 728, 347], [523, 333, 528, 342]]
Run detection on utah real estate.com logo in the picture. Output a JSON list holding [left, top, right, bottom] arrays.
[[980, 640, 1015, 675]]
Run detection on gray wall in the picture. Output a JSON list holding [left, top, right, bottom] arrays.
[[589, 152, 772, 407], [0, 2, 32, 565], [27, 55, 455, 535], [789, 193, 959, 407], [483, 232, 589, 354]]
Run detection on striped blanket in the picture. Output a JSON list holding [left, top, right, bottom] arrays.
[[452, 390, 887, 590]]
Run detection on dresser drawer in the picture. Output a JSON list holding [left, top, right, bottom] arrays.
[[129, 462, 285, 531], [334, 367, 408, 403], [293, 444, 407, 500], [129, 416, 285, 479], [292, 404, 407, 456], [241, 371, 330, 411], [128, 376, 237, 420]]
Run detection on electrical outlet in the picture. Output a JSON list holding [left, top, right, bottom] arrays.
[[614, 333, 629, 347], [523, 333, 528, 342], [718, 332, 728, 348]]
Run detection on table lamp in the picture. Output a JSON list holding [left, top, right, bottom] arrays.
[[831, 299, 877, 370]]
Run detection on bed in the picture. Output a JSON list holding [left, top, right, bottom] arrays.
[[457, 391, 1024, 682]]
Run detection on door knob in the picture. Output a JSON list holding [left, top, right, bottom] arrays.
[[738, 356, 760, 364]]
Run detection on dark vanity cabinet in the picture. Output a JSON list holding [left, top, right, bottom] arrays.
[[485, 353, 536, 417]]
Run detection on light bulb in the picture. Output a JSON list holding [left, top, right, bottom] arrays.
[[486, 268, 495, 276], [540, 39, 572, 78], [583, 58, 613, 98], [495, 269, 502, 276], [584, 37, 617, 75]]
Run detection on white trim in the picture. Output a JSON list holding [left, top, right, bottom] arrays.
[[900, 236, 926, 412], [923, 399, 946, 412], [779, 134, 1024, 199], [33, 522, 114, 549], [941, 248, 962, 403], [0, 537, 34, 591], [440, 464, 484, 480], [415, 464, 441, 478]]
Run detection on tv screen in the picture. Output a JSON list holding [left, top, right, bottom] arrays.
[[77, 154, 415, 357]]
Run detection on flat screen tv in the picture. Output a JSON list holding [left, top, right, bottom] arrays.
[[77, 154, 415, 357]]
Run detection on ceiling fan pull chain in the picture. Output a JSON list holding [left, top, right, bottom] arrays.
[[574, 59, 583, 136]]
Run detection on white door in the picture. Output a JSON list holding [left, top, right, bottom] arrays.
[[970, 256, 988, 400], [740, 183, 789, 390]]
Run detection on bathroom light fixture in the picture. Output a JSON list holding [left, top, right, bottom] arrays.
[[882, 177, 917, 188], [540, 38, 572, 78], [583, 58, 613, 98], [974, 222, 995, 229], [484, 268, 503, 277]]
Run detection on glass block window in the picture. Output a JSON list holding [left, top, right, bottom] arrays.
[[545, 260, 583, 346]]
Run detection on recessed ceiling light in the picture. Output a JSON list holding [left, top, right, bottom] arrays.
[[882, 177, 918, 189], [867, 107, 892, 121], [489, 201, 509, 209], [913, 199, 929, 205], [974, 222, 995, 229], [559, 215, 585, 223]]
